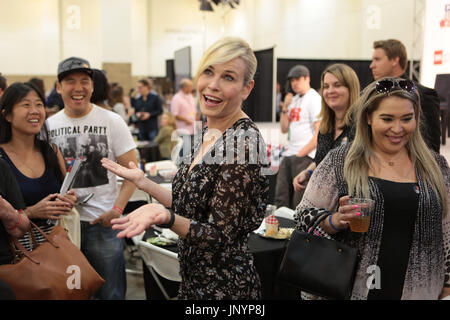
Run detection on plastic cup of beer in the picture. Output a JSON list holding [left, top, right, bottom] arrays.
[[348, 198, 375, 233]]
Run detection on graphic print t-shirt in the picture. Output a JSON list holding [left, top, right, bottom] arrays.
[[285, 88, 321, 158], [46, 104, 136, 221]]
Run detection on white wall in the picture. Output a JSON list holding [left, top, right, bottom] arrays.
[[130, 0, 150, 76], [60, 0, 102, 69], [421, 0, 450, 87], [244, 0, 416, 60], [146, 0, 236, 77], [100, 0, 132, 63], [0, 0, 59, 75], [0, 0, 424, 78]]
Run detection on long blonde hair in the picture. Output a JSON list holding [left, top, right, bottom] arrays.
[[318, 63, 360, 134], [163, 112, 177, 130], [344, 78, 448, 217]]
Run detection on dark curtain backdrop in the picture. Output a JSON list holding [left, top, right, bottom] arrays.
[[244, 48, 274, 122], [277, 59, 373, 95], [165, 59, 175, 83], [206, 54, 419, 122], [277, 58, 417, 97]]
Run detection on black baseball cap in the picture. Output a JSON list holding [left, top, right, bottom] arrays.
[[57, 57, 93, 81], [287, 65, 310, 79]]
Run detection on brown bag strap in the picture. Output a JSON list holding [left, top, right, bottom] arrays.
[[27, 226, 39, 249], [7, 221, 60, 265], [28, 221, 59, 248], [11, 238, 40, 264]]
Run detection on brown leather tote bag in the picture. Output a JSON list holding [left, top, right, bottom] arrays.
[[0, 222, 104, 299]]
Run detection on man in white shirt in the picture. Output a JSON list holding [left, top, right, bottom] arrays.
[[46, 57, 138, 299], [276, 65, 321, 209]]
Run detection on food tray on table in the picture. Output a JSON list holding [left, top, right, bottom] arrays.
[[254, 227, 294, 240]]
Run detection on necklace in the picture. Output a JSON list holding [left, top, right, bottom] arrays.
[[376, 154, 406, 167], [2, 147, 42, 177]]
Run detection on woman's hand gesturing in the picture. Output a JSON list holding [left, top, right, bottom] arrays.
[[101, 158, 145, 189]]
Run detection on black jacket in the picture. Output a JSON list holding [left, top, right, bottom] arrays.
[[0, 159, 26, 265], [402, 74, 441, 153], [417, 83, 441, 153]]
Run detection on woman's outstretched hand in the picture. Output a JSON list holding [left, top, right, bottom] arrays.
[[110, 203, 171, 238], [101, 158, 146, 189]]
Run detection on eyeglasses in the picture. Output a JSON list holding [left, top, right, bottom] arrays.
[[375, 79, 416, 94]]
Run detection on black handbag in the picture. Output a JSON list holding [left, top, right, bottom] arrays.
[[277, 212, 358, 299]]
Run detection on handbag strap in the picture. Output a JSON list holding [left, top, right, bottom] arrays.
[[308, 211, 355, 245], [28, 221, 59, 248], [308, 212, 332, 234], [11, 238, 40, 264], [7, 221, 60, 265], [28, 225, 39, 249]]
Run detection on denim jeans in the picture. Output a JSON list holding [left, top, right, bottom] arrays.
[[274, 155, 313, 209], [80, 222, 126, 300], [138, 129, 158, 142]]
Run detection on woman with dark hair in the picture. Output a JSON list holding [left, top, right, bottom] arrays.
[[108, 85, 132, 123], [0, 82, 77, 250], [90, 69, 112, 111]]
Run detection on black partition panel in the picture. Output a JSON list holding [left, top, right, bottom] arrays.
[[166, 59, 175, 83], [174, 46, 191, 91], [244, 48, 274, 122], [277, 58, 418, 94]]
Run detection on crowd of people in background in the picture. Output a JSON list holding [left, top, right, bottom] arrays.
[[0, 66, 200, 164], [0, 36, 448, 301]]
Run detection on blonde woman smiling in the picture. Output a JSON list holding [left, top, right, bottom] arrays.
[[102, 37, 269, 300], [293, 63, 360, 192], [295, 78, 450, 300]]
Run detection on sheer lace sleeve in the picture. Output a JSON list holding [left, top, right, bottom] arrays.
[[436, 154, 450, 288], [294, 151, 341, 238]]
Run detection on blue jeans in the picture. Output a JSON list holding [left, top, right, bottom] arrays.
[[274, 155, 313, 209], [138, 129, 158, 142], [81, 222, 126, 300]]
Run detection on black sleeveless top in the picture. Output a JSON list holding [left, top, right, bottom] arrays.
[[0, 147, 61, 208], [0, 147, 62, 251], [367, 177, 419, 300], [0, 159, 26, 265]]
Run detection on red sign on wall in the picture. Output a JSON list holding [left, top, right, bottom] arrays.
[[441, 4, 450, 27], [434, 50, 443, 65]]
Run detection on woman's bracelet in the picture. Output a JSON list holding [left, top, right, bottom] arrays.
[[307, 169, 313, 177], [113, 206, 124, 215], [328, 214, 345, 232], [7, 209, 23, 230], [156, 209, 175, 229]]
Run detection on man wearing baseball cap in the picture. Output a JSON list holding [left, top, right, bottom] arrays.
[[46, 56, 138, 299], [276, 65, 321, 209]]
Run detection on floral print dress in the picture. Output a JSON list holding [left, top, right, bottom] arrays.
[[172, 118, 269, 300]]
